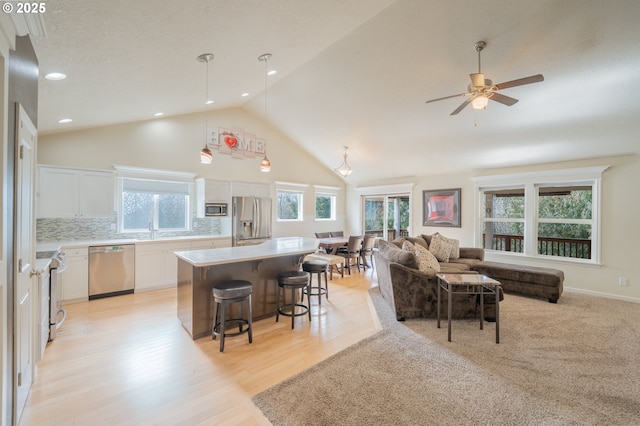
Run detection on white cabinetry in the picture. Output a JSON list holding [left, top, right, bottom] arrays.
[[231, 181, 271, 198], [37, 166, 115, 218], [135, 241, 192, 291], [60, 247, 89, 303], [195, 178, 231, 218]]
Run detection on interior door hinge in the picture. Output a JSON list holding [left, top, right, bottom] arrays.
[[18, 258, 22, 271], [17, 372, 22, 387], [19, 144, 24, 159]]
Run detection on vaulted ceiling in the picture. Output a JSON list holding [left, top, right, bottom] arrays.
[[32, 0, 640, 184]]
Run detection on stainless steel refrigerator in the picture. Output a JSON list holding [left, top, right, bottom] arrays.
[[232, 196, 272, 246]]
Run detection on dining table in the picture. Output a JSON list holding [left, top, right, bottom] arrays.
[[317, 236, 349, 252]]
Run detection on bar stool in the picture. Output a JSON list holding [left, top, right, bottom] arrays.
[[211, 280, 253, 352], [276, 270, 311, 329], [302, 260, 328, 305]]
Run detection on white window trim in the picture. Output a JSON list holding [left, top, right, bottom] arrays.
[[314, 192, 336, 221], [472, 166, 608, 265], [276, 189, 304, 222], [116, 166, 195, 234], [313, 185, 339, 221]]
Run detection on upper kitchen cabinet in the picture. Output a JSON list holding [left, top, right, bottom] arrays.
[[195, 178, 231, 218], [37, 166, 115, 218], [231, 181, 271, 198]]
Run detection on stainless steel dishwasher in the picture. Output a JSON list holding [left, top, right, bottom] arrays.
[[89, 244, 135, 299]]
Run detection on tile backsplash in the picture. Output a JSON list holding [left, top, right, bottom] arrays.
[[36, 215, 223, 242]]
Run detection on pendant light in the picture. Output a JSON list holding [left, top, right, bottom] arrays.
[[335, 146, 352, 177], [197, 53, 214, 164], [258, 53, 272, 172]]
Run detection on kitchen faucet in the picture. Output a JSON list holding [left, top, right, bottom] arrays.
[[148, 211, 158, 240]]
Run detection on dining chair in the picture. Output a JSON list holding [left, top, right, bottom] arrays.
[[329, 231, 344, 237], [360, 234, 377, 270], [315, 232, 332, 252], [338, 235, 363, 275]]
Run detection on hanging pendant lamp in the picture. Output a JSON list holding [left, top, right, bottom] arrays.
[[335, 146, 352, 177], [258, 53, 272, 172], [197, 53, 215, 164]]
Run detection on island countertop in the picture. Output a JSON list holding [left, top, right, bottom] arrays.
[[174, 236, 319, 267]]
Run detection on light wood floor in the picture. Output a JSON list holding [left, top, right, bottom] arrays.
[[19, 267, 380, 425]]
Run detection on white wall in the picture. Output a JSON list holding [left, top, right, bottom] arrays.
[[37, 107, 347, 238], [348, 154, 640, 302]]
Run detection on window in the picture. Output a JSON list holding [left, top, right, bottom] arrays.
[[475, 166, 605, 263], [315, 193, 336, 220], [277, 190, 303, 221], [537, 185, 593, 258], [120, 178, 191, 232]]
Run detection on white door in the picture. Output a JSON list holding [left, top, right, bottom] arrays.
[[14, 104, 37, 417]]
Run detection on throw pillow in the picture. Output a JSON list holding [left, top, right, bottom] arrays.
[[429, 233, 451, 262], [414, 243, 440, 273], [402, 240, 415, 252], [440, 235, 460, 260]]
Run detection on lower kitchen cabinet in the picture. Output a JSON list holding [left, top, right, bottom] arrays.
[[189, 237, 232, 250], [60, 247, 89, 303], [135, 241, 192, 291]]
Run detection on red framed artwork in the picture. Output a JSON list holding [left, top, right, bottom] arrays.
[[422, 188, 461, 227]]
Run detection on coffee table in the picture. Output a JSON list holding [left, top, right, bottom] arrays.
[[436, 273, 501, 343]]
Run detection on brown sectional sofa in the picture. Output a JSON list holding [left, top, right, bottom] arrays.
[[471, 261, 564, 303], [374, 238, 500, 321], [375, 235, 564, 321]]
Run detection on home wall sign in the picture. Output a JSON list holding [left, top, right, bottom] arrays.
[[208, 127, 266, 160]]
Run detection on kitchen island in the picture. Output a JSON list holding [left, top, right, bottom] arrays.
[[174, 237, 318, 339]]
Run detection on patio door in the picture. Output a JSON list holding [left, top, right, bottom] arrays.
[[362, 194, 410, 241]]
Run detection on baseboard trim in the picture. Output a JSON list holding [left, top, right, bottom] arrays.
[[564, 286, 640, 304]]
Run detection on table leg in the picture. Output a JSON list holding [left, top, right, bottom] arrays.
[[479, 285, 484, 330], [437, 278, 441, 329], [447, 282, 452, 342], [495, 285, 500, 344]]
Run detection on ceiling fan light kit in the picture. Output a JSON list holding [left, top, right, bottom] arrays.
[[426, 41, 544, 115]]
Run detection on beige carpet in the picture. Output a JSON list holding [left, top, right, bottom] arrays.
[[252, 288, 640, 425]]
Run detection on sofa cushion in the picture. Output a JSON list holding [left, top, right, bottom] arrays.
[[421, 234, 434, 245], [378, 240, 417, 269], [414, 243, 440, 273], [439, 262, 471, 272], [406, 236, 429, 249]]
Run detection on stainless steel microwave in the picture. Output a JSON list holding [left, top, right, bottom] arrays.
[[204, 202, 228, 216]]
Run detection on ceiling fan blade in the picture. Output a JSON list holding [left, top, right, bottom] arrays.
[[494, 74, 544, 90], [450, 99, 471, 115], [488, 92, 519, 106], [426, 92, 468, 104]]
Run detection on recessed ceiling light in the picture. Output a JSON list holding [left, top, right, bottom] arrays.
[[45, 72, 67, 80], [267, 70, 277, 76], [58, 118, 72, 124], [241, 92, 250, 97], [205, 100, 214, 105], [154, 112, 164, 117]]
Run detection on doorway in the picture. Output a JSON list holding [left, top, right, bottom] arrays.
[[362, 194, 410, 241]]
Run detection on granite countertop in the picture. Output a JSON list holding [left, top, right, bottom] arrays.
[[174, 237, 319, 267]]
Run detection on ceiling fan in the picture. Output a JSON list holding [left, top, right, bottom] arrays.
[[425, 41, 544, 115]]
